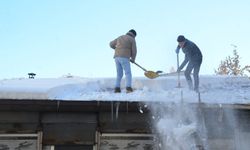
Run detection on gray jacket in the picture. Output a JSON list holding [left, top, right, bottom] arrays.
[[176, 39, 202, 70], [110, 32, 137, 61]]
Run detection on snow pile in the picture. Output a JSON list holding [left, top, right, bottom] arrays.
[[199, 76, 250, 103], [0, 75, 249, 104]]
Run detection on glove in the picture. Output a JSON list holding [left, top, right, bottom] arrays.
[[130, 59, 135, 63], [156, 70, 163, 74], [175, 47, 180, 54], [177, 68, 181, 72]]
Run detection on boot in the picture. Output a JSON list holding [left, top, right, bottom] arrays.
[[114, 87, 121, 93], [126, 87, 133, 93]]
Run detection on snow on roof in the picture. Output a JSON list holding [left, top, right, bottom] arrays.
[[0, 75, 249, 104]]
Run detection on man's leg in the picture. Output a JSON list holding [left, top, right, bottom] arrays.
[[115, 57, 123, 89], [185, 63, 194, 90], [193, 61, 202, 92], [120, 58, 132, 88]]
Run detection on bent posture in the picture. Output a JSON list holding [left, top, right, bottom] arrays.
[[176, 35, 202, 92]]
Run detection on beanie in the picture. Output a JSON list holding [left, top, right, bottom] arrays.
[[177, 35, 185, 42], [129, 29, 137, 37]]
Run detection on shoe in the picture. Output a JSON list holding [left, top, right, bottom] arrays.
[[114, 87, 121, 93], [126, 87, 133, 93]]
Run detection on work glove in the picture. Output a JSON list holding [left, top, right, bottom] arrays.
[[175, 47, 180, 54], [130, 59, 135, 63], [156, 70, 163, 74]]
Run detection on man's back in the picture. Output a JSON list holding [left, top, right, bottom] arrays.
[[110, 32, 137, 61], [182, 39, 202, 62]]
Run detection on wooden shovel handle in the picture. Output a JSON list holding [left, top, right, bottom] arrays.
[[130, 60, 148, 72]]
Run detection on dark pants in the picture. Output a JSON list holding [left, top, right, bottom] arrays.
[[184, 59, 202, 90]]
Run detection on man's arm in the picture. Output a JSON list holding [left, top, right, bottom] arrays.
[[175, 45, 181, 54], [178, 55, 188, 71], [109, 39, 117, 49], [130, 40, 137, 62]]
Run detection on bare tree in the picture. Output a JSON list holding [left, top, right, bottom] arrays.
[[215, 45, 250, 76]]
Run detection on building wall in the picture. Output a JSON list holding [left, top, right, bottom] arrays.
[[0, 100, 249, 150]]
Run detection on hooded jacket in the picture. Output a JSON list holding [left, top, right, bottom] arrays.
[[110, 31, 137, 61]]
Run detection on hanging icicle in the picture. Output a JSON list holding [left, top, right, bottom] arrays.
[[115, 102, 120, 119]]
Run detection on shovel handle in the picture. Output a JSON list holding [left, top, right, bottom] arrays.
[[177, 53, 181, 88], [130, 60, 148, 72]]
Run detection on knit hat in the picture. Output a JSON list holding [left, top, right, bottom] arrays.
[[128, 29, 137, 37], [177, 35, 185, 42]]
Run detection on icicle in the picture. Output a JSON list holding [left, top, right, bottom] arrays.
[[137, 103, 144, 113], [115, 102, 120, 119], [138, 106, 143, 114], [111, 101, 113, 122], [57, 100, 60, 112]]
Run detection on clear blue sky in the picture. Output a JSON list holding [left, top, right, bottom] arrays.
[[0, 0, 249, 79]]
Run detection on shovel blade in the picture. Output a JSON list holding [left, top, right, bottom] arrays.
[[144, 71, 159, 79]]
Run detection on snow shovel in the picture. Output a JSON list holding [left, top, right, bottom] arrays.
[[155, 71, 184, 78], [177, 53, 181, 88], [130, 60, 160, 79]]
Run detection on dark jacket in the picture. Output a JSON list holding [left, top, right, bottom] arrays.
[[176, 39, 202, 70]]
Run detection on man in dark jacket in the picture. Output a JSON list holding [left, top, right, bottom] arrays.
[[110, 29, 137, 93], [175, 35, 202, 92]]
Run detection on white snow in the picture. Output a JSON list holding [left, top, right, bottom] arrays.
[[0, 75, 249, 104]]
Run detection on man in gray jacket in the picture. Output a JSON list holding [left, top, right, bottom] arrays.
[[176, 35, 202, 92], [110, 29, 137, 93]]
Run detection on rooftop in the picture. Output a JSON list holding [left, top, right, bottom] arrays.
[[0, 75, 249, 104]]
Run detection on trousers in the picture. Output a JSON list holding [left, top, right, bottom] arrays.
[[114, 57, 132, 88], [184, 59, 202, 90]]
